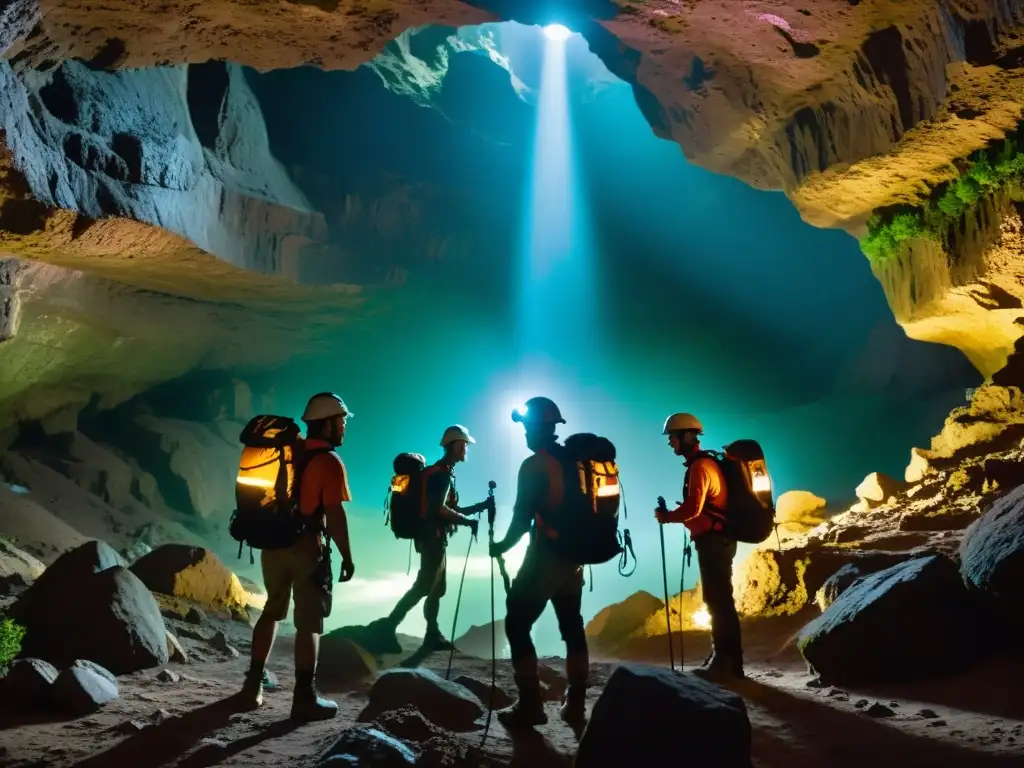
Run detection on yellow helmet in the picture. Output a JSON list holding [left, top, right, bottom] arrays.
[[662, 412, 703, 435]]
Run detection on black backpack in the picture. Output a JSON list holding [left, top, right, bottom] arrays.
[[688, 439, 776, 544], [384, 453, 428, 540], [229, 415, 330, 560], [545, 433, 626, 565]]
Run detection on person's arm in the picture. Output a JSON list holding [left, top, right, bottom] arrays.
[[456, 500, 489, 516], [320, 457, 354, 570], [494, 459, 543, 554], [430, 472, 474, 527], [664, 460, 712, 524]]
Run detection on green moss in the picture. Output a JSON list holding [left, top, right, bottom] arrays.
[[651, 16, 687, 33], [860, 130, 1024, 265], [0, 616, 26, 670]]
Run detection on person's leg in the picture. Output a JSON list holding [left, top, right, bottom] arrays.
[[499, 542, 557, 728], [387, 544, 435, 627], [291, 539, 338, 721], [694, 535, 743, 677], [551, 564, 588, 724], [422, 543, 450, 648], [240, 549, 291, 708]]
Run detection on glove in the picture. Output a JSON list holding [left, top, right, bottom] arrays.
[[654, 501, 683, 524], [339, 558, 355, 583], [467, 519, 479, 539], [489, 540, 507, 559]]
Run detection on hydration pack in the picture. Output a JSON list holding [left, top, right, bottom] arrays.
[[384, 453, 428, 540], [229, 415, 329, 558], [546, 433, 626, 565], [689, 439, 776, 544]]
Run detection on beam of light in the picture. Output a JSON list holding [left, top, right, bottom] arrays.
[[543, 23, 572, 42]]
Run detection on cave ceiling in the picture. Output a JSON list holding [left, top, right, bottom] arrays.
[[0, 0, 1023, 390]]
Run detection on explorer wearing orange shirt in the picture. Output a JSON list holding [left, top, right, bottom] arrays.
[[655, 412, 744, 680], [239, 392, 355, 720]]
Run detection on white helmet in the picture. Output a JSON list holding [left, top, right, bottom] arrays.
[[662, 412, 703, 435], [440, 424, 476, 447], [302, 392, 351, 422]]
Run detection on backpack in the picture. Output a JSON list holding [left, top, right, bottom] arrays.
[[545, 433, 625, 565], [228, 415, 330, 560], [384, 452, 428, 540], [689, 439, 776, 543]]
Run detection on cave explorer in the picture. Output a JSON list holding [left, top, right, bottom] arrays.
[[489, 396, 590, 729], [655, 412, 745, 680], [238, 392, 356, 720], [367, 424, 486, 654]]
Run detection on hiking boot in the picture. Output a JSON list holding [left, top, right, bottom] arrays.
[[498, 675, 548, 729], [236, 666, 264, 710], [290, 672, 338, 722], [692, 653, 745, 682], [422, 628, 455, 652], [558, 684, 586, 727]]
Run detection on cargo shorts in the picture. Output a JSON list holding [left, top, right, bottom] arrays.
[[260, 530, 331, 633]]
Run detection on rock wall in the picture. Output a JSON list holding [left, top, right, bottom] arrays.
[[873, 192, 1024, 378]]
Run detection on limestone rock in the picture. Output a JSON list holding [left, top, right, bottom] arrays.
[[317, 634, 377, 686], [0, 657, 58, 706], [959, 483, 1024, 631], [0, 537, 44, 593], [586, 590, 664, 653], [638, 585, 706, 636], [798, 555, 983, 685], [359, 668, 484, 733], [734, 545, 912, 616], [319, 725, 418, 766], [905, 447, 933, 483], [855, 472, 906, 507], [775, 490, 829, 533], [576, 664, 751, 767], [53, 659, 118, 715], [129, 416, 240, 519], [166, 630, 189, 663], [18, 565, 169, 674], [130, 544, 249, 613]]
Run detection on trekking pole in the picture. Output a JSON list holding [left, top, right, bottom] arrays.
[[679, 529, 691, 670], [480, 479, 500, 748], [486, 480, 511, 594], [445, 522, 476, 680], [656, 496, 676, 673]]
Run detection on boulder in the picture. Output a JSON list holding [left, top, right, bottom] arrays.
[[775, 490, 829, 533], [798, 555, 983, 685], [10, 539, 126, 622], [959, 483, 1024, 632], [53, 659, 118, 715], [814, 555, 921, 612], [587, 590, 664, 653], [855, 472, 906, 507], [905, 447, 933, 483], [0, 657, 58, 706], [359, 668, 484, 732], [130, 544, 249, 613], [317, 634, 377, 685], [166, 631, 189, 663], [452, 675, 514, 710], [19, 566, 169, 674], [318, 725, 417, 766], [0, 537, 44, 593], [576, 664, 751, 767]]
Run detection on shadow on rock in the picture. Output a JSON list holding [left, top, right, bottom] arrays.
[[507, 726, 573, 768], [65, 697, 243, 767], [175, 718, 301, 768]]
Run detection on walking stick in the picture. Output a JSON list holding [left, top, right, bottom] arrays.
[[656, 495, 676, 673]]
